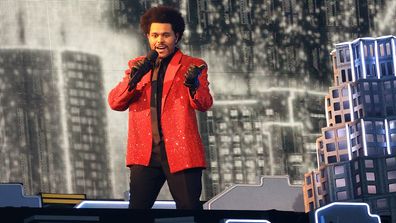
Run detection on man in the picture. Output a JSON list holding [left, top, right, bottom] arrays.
[[108, 6, 213, 210]]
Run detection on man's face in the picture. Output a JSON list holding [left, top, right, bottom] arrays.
[[147, 23, 179, 59]]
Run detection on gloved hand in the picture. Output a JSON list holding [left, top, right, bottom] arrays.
[[128, 50, 158, 91], [184, 64, 206, 93], [128, 59, 147, 91]]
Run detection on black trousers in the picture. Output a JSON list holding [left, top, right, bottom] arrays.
[[128, 143, 203, 210]]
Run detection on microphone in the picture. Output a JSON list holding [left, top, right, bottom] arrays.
[[128, 50, 159, 91]]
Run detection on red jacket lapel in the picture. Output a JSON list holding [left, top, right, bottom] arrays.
[[161, 50, 182, 112]]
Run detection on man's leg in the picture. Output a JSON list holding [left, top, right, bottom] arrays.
[[164, 166, 203, 210], [128, 165, 166, 209]]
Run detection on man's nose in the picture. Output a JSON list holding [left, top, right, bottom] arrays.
[[157, 36, 164, 43]]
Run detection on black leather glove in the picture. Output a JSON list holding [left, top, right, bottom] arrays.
[[128, 59, 146, 91], [128, 50, 158, 91], [184, 64, 206, 93]]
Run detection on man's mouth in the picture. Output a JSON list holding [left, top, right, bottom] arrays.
[[156, 46, 167, 50]]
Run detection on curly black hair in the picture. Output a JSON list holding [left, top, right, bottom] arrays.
[[140, 6, 185, 43]]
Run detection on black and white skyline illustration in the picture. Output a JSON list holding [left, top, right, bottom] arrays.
[[0, 0, 395, 200]]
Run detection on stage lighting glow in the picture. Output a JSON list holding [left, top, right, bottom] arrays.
[[314, 202, 381, 223], [74, 200, 176, 209], [223, 220, 271, 223]]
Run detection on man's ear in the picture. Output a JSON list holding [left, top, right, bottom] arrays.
[[175, 33, 180, 43]]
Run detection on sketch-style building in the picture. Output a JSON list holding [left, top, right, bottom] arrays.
[[200, 89, 325, 199], [0, 48, 112, 199], [303, 36, 396, 220]]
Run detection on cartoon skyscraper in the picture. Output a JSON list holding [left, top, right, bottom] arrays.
[[303, 35, 396, 220], [0, 48, 112, 199]]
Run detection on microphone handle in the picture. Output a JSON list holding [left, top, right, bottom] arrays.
[[127, 67, 139, 91], [127, 58, 153, 91]]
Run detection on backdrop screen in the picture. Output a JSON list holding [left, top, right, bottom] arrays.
[[0, 0, 394, 200]]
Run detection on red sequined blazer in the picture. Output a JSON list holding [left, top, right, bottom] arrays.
[[108, 50, 213, 173]]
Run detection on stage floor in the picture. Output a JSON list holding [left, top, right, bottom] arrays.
[[0, 207, 309, 223]]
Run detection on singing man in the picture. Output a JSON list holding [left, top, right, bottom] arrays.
[[108, 5, 213, 209]]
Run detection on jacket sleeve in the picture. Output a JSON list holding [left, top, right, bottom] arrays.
[[108, 57, 145, 111], [188, 60, 213, 112]]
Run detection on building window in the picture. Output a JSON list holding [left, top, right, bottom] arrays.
[[343, 101, 350, 109], [223, 173, 232, 181], [328, 156, 337, 163], [325, 130, 334, 139], [387, 170, 396, 180], [309, 202, 314, 211], [335, 115, 342, 123], [364, 82, 370, 91], [373, 95, 380, 103], [233, 136, 240, 142], [233, 147, 242, 155], [347, 69, 352, 80], [388, 62, 394, 75], [365, 160, 374, 168], [389, 183, 396, 192], [321, 169, 326, 178], [366, 172, 375, 181], [391, 134, 396, 142], [334, 102, 340, 111], [386, 157, 396, 168], [355, 174, 360, 183], [351, 137, 357, 147], [230, 110, 238, 117], [368, 185, 377, 194], [338, 141, 347, 150], [376, 198, 387, 209], [219, 122, 227, 130], [326, 143, 336, 152], [220, 149, 229, 155], [340, 155, 348, 161], [337, 191, 347, 200], [342, 88, 348, 97], [243, 122, 252, 130], [341, 70, 346, 82], [337, 128, 346, 137], [308, 189, 313, 198], [377, 135, 385, 143], [357, 187, 362, 195], [306, 176, 312, 185], [318, 187, 322, 195], [334, 165, 344, 175], [336, 178, 346, 188], [339, 50, 345, 63], [332, 89, 339, 98], [344, 114, 351, 122], [365, 95, 371, 103], [366, 134, 374, 142]]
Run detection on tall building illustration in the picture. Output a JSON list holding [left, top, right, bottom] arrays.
[[0, 49, 65, 195], [200, 90, 325, 199], [62, 50, 111, 198], [303, 36, 396, 220], [0, 48, 112, 199]]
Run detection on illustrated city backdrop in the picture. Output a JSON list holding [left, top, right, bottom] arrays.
[[0, 0, 395, 201]]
